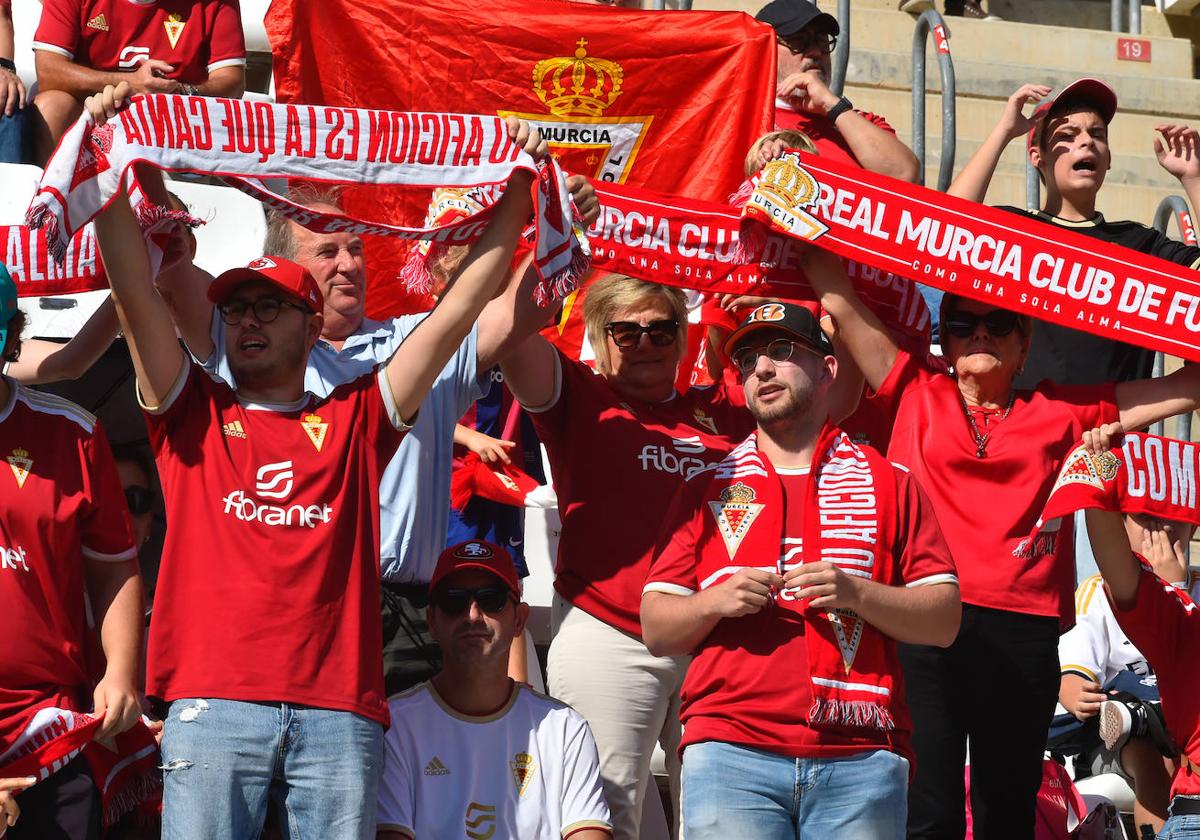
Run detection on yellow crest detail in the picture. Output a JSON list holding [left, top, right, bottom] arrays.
[[709, 483, 764, 558], [301, 414, 328, 452], [532, 38, 624, 118], [756, 156, 819, 210], [510, 752, 537, 797], [7, 447, 31, 489], [163, 14, 186, 49]]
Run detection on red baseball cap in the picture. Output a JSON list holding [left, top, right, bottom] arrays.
[[1028, 78, 1118, 151], [429, 540, 521, 596], [207, 256, 324, 314]]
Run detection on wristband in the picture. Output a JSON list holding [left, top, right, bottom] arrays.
[[0, 57, 15, 73], [826, 96, 853, 123]]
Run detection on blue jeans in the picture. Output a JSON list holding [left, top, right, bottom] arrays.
[[0, 108, 28, 164], [160, 698, 383, 840], [682, 741, 909, 839], [1161, 814, 1200, 838]]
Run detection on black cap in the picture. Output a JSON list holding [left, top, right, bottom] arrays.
[[756, 0, 840, 38], [724, 302, 833, 357]]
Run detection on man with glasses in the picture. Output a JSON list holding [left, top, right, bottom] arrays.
[[755, 0, 919, 183], [642, 301, 959, 839], [83, 80, 548, 840], [377, 540, 612, 840]]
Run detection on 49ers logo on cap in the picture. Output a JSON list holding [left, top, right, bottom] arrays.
[[455, 541, 494, 559], [749, 303, 786, 323], [248, 257, 277, 270]]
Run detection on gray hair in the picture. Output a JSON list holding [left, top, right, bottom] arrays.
[[263, 182, 346, 260]]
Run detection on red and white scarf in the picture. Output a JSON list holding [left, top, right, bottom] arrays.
[[698, 425, 901, 731], [26, 94, 588, 304], [0, 708, 160, 826], [1032, 432, 1200, 539]]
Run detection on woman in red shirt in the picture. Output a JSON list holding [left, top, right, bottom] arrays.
[[805, 245, 1200, 839]]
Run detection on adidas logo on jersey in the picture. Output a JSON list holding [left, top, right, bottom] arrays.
[[423, 757, 451, 776], [222, 420, 247, 439], [86, 14, 109, 31]]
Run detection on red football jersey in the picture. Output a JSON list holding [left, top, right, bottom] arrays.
[[0, 380, 135, 752], [34, 0, 245, 83], [646, 465, 954, 759], [1109, 567, 1200, 797], [774, 104, 897, 171], [529, 351, 754, 636], [872, 350, 1117, 621], [143, 366, 406, 726]]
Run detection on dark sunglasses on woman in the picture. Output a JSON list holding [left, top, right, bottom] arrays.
[[943, 309, 1021, 339], [124, 485, 153, 516], [604, 320, 679, 348]]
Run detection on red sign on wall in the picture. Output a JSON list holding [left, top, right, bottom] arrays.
[[1117, 37, 1152, 62]]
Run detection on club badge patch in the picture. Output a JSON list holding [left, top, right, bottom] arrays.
[[510, 752, 536, 797], [6, 447, 31, 489], [693, 408, 717, 435], [827, 609, 864, 673], [163, 13, 186, 49], [300, 414, 328, 452], [708, 482, 763, 559]]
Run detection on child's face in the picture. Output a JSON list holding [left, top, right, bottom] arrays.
[[1032, 107, 1111, 197]]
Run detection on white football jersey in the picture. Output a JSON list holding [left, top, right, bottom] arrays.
[[377, 681, 612, 839], [1060, 574, 1151, 687]]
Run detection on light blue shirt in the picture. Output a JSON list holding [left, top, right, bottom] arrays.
[[207, 313, 486, 583]]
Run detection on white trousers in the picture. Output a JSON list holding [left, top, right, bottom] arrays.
[[549, 596, 689, 840]]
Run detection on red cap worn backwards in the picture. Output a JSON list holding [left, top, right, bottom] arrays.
[[429, 540, 521, 597], [207, 256, 324, 314]]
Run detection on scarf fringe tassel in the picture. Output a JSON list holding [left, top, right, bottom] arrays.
[[809, 698, 896, 732], [102, 772, 162, 827]]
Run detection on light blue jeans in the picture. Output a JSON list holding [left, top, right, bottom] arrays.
[[682, 741, 909, 840], [159, 698, 383, 840]]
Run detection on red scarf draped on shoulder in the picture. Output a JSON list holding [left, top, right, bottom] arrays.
[[701, 424, 900, 731]]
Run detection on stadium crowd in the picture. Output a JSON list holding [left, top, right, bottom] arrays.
[[4, 0, 1200, 839]]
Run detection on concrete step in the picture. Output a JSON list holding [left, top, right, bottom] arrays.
[[695, 0, 1199, 77]]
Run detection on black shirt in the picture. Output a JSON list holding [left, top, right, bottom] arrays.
[[996, 207, 1200, 387]]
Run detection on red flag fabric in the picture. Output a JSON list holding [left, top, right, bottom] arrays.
[[450, 452, 541, 510], [266, 0, 775, 319]]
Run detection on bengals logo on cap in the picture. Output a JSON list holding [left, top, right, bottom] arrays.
[[248, 257, 277, 270], [455, 542, 494, 559], [749, 303, 786, 322]]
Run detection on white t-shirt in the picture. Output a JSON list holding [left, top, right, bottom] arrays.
[[378, 681, 612, 839]]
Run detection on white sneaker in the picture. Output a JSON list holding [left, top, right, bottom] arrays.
[[1099, 699, 1134, 753]]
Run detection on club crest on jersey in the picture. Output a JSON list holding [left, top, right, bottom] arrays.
[[693, 408, 717, 435], [300, 413, 328, 452], [510, 752, 536, 797], [6, 447, 31, 489], [163, 13, 186, 49], [1052, 446, 1121, 494], [827, 609, 864, 673], [708, 482, 763, 559]]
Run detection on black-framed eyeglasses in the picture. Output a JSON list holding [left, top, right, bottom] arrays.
[[432, 586, 514, 617], [604, 320, 679, 348], [730, 338, 815, 375], [778, 31, 837, 56], [124, 485, 153, 516], [943, 309, 1021, 339], [217, 297, 310, 326]]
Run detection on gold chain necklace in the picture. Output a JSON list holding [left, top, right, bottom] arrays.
[[960, 392, 1015, 458]]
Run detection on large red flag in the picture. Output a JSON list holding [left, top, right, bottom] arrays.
[[266, 0, 775, 319]]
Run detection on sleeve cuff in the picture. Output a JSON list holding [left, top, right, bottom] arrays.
[[375, 823, 414, 839], [138, 363, 190, 415], [378, 368, 416, 431], [206, 57, 247, 72], [520, 352, 563, 414], [563, 821, 614, 838], [82, 544, 138, 563], [905, 573, 958, 588], [31, 43, 73, 60], [1061, 664, 1100, 682], [642, 582, 696, 597]]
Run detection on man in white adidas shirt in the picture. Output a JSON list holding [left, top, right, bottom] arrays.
[[377, 540, 612, 840]]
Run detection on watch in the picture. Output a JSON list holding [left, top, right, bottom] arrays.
[[826, 96, 854, 122], [0, 57, 15, 73]]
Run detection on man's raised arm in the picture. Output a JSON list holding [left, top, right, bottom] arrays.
[[87, 83, 186, 406]]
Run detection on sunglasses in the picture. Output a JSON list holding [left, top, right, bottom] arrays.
[[124, 485, 153, 516], [730, 338, 814, 375], [432, 585, 514, 616], [217, 297, 310, 327], [604, 320, 679, 349], [778, 31, 837, 56], [942, 309, 1022, 339]]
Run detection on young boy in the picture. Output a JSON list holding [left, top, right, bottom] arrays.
[[949, 78, 1200, 387]]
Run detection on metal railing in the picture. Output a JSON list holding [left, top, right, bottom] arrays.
[[1111, 0, 1141, 34], [1025, 158, 1040, 212], [1151, 195, 1195, 440], [831, 0, 851, 96], [911, 11, 956, 191]]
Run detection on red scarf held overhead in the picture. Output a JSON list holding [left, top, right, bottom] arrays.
[[700, 426, 901, 732], [1031, 433, 1200, 544], [26, 95, 589, 305], [0, 708, 160, 827]]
